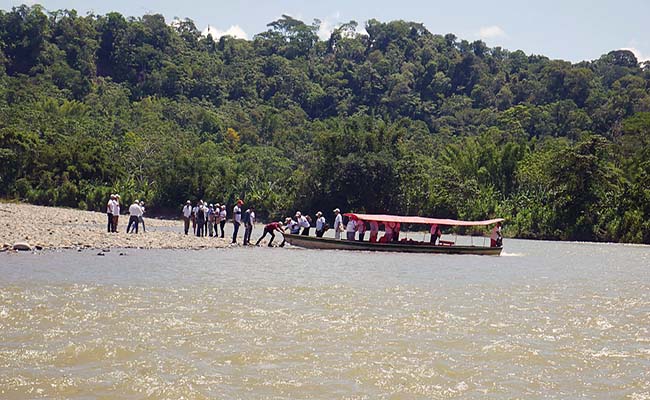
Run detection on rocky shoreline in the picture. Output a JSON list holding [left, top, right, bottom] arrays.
[[0, 203, 232, 251]]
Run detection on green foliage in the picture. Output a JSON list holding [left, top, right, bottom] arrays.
[[0, 6, 649, 242]]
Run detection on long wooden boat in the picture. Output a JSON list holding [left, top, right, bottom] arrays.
[[282, 212, 504, 256], [283, 233, 503, 255]]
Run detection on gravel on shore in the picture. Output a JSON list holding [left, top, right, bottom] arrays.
[[0, 203, 233, 251]]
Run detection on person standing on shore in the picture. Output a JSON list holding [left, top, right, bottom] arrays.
[[333, 208, 343, 240], [315, 211, 326, 237], [111, 194, 120, 233], [196, 201, 206, 237], [232, 199, 243, 244], [242, 206, 255, 245], [255, 221, 285, 246], [191, 202, 198, 235], [106, 194, 115, 233], [182, 200, 192, 235], [126, 200, 142, 233], [207, 204, 215, 237], [219, 204, 227, 238], [139, 201, 146, 233]]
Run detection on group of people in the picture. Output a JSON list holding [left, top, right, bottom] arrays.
[[106, 195, 503, 248], [181, 199, 257, 245], [257, 208, 424, 246], [106, 194, 146, 234]]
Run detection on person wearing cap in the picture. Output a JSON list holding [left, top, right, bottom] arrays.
[[299, 214, 311, 236], [138, 201, 146, 233], [242, 206, 255, 245], [182, 200, 192, 235], [127, 200, 142, 233], [333, 208, 343, 240], [111, 194, 121, 233], [106, 195, 115, 233], [315, 211, 327, 237], [255, 221, 285, 247], [232, 200, 243, 243], [219, 205, 227, 238], [286, 216, 300, 234]]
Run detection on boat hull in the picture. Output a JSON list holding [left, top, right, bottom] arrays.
[[283, 234, 502, 255]]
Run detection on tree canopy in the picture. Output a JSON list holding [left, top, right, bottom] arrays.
[[1, 5, 650, 242]]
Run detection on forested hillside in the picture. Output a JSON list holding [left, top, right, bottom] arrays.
[[1, 5, 650, 242]]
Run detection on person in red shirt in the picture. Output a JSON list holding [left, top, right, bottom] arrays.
[[255, 221, 285, 247]]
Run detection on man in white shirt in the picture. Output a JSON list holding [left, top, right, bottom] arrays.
[[232, 199, 243, 244], [286, 217, 300, 234], [127, 200, 142, 233], [333, 208, 343, 240], [106, 195, 115, 233], [299, 214, 311, 236], [182, 200, 192, 235], [111, 194, 120, 233], [315, 211, 326, 237], [219, 205, 227, 238]]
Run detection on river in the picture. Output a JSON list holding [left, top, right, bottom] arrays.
[[1, 239, 649, 399]]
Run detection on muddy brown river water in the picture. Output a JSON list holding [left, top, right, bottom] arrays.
[[1, 239, 649, 399]]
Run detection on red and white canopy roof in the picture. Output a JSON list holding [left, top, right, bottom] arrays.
[[343, 213, 504, 226]]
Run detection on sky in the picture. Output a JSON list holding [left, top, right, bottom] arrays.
[[2, 0, 649, 63]]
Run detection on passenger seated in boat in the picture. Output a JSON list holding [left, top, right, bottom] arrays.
[[383, 222, 394, 242], [356, 219, 366, 241], [392, 223, 401, 242], [369, 221, 379, 243], [378, 234, 390, 243]]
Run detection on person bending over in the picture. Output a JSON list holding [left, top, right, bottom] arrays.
[[256, 221, 285, 247]]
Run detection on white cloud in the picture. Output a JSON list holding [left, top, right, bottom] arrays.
[[621, 47, 649, 63], [202, 25, 248, 40], [477, 25, 507, 40], [317, 18, 336, 40]]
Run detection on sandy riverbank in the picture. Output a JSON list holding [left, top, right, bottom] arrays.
[[0, 203, 233, 251]]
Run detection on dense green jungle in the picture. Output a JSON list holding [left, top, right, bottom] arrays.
[[1, 5, 649, 242]]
